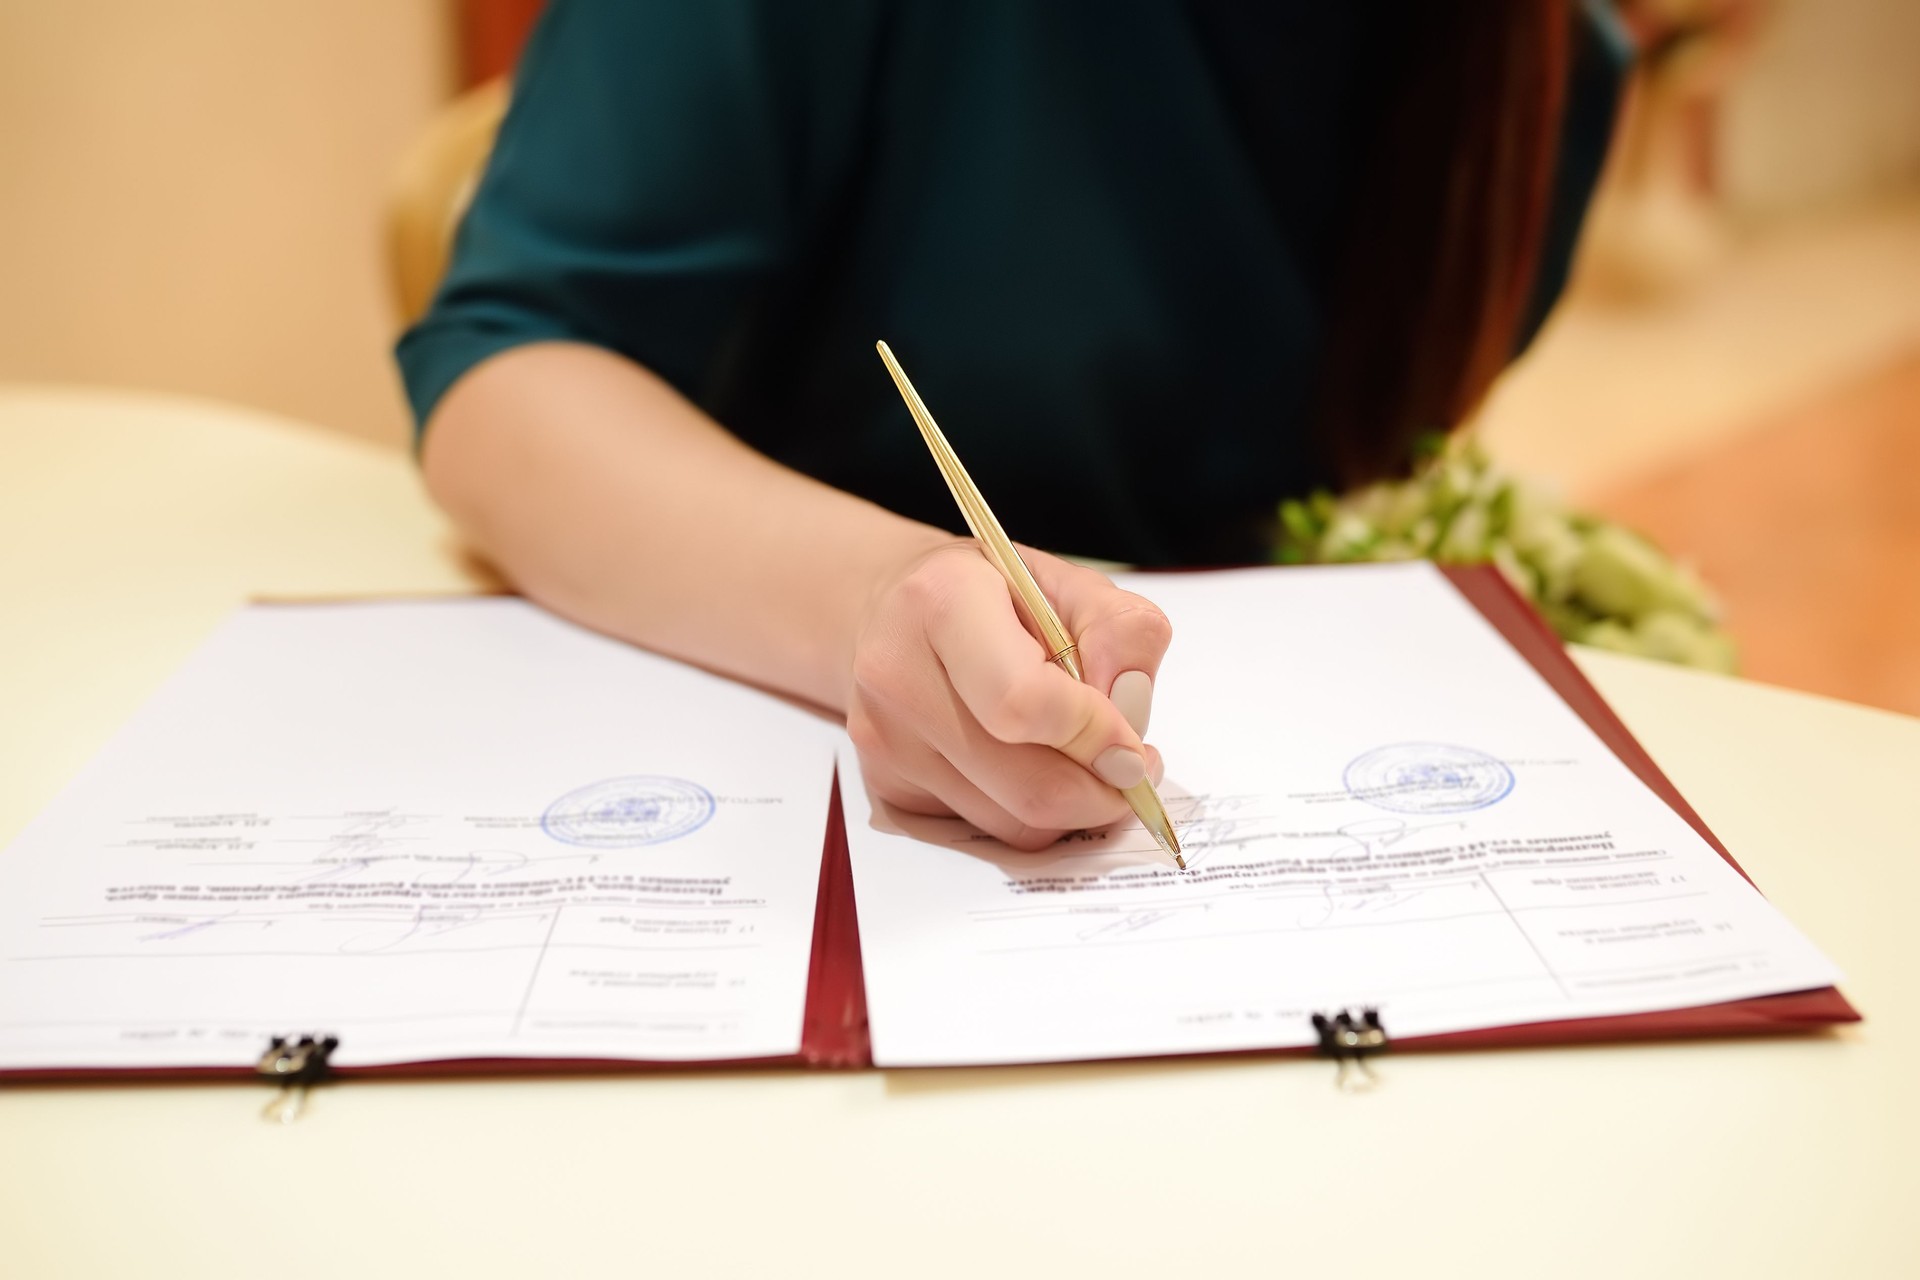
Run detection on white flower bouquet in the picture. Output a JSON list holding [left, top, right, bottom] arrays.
[[1275, 437, 1737, 672]]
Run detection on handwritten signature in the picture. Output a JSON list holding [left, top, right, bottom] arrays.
[[1296, 883, 1432, 929], [296, 811, 435, 882], [336, 903, 507, 954], [1073, 903, 1210, 942], [1321, 816, 1466, 863]]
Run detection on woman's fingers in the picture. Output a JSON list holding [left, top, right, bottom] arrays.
[[922, 556, 1148, 781], [853, 750, 952, 819], [858, 688, 1168, 840], [846, 536, 1175, 853], [853, 709, 1070, 849], [1023, 549, 1174, 735], [889, 706, 1168, 833], [876, 581, 1137, 830], [888, 746, 1071, 852], [935, 709, 1134, 832]]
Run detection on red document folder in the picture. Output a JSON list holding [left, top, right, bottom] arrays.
[[0, 565, 1855, 1084], [793, 563, 1858, 1068]]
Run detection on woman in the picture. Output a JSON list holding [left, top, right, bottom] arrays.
[[399, 1, 1625, 850]]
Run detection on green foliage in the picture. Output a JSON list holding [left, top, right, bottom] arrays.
[[1274, 437, 1738, 673]]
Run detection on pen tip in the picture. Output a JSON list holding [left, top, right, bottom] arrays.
[[1174, 852, 1188, 871]]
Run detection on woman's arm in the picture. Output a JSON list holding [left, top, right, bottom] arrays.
[[423, 340, 941, 713], [422, 341, 1173, 850]]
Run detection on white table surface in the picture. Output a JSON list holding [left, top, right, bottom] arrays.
[[1, 386, 1915, 1279]]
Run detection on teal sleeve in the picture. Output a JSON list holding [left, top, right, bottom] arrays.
[[394, 0, 882, 440]]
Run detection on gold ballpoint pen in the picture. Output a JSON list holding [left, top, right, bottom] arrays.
[[876, 341, 1185, 869]]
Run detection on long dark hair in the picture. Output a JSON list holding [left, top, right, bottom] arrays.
[[1314, 3, 1573, 486]]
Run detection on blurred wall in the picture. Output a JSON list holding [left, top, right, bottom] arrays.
[[0, 1, 455, 449], [1721, 0, 1920, 216]]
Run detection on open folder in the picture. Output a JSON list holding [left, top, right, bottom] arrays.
[[0, 563, 1856, 1081]]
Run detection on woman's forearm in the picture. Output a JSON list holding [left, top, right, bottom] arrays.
[[420, 341, 951, 713]]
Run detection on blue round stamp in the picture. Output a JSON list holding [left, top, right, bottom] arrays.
[[1343, 743, 1514, 815], [542, 776, 716, 848]]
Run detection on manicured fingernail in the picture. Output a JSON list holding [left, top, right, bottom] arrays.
[[1110, 670, 1153, 736], [1148, 751, 1165, 786], [1092, 746, 1147, 789]]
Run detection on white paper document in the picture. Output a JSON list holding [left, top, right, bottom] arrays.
[[842, 563, 1842, 1067], [0, 599, 839, 1070]]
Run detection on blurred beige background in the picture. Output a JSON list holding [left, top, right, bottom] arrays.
[[1479, 0, 1920, 493], [0, 1, 453, 448]]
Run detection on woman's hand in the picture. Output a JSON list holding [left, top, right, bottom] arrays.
[[422, 345, 1167, 815], [847, 540, 1172, 851]]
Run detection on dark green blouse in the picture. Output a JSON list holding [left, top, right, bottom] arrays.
[[398, 0, 1626, 566]]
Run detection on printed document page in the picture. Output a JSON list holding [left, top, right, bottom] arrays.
[[0, 599, 838, 1070], [843, 563, 1841, 1067]]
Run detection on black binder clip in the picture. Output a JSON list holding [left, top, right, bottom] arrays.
[[255, 1034, 339, 1125], [1313, 1008, 1387, 1093]]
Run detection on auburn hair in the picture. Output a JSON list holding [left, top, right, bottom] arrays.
[[1314, 3, 1573, 486]]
